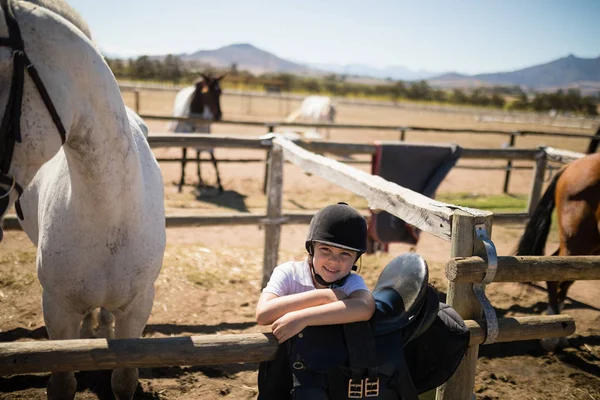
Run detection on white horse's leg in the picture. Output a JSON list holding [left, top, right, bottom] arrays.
[[111, 287, 155, 400], [42, 292, 84, 400], [79, 308, 98, 339]]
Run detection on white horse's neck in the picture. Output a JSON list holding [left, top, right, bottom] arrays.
[[10, 2, 141, 209]]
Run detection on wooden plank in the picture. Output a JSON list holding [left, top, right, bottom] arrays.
[[147, 133, 542, 162], [165, 213, 311, 228], [133, 111, 595, 141], [0, 315, 574, 375], [446, 255, 600, 283], [1, 212, 360, 231], [527, 151, 547, 216], [466, 315, 575, 345], [293, 140, 376, 155], [492, 212, 529, 224], [274, 138, 491, 241], [155, 157, 370, 165], [147, 134, 270, 149], [461, 148, 538, 160], [542, 146, 586, 164], [155, 157, 266, 163], [2, 212, 521, 232], [262, 144, 284, 288]]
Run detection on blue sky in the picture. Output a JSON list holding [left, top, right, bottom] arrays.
[[68, 0, 599, 75]]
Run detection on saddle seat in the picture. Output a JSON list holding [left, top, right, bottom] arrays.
[[371, 253, 440, 340]]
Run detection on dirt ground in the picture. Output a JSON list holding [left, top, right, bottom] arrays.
[[0, 91, 598, 399]]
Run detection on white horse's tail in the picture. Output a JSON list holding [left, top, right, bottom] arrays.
[[284, 106, 303, 123], [79, 307, 115, 339], [125, 106, 149, 139]]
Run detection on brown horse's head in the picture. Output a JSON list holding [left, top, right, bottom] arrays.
[[190, 73, 226, 121]]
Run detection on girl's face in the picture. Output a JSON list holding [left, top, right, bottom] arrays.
[[312, 242, 357, 285]]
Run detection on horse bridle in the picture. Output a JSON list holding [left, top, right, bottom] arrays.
[[0, 0, 67, 220]]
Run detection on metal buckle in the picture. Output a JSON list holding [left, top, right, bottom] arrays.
[[348, 379, 363, 398], [364, 377, 380, 397], [292, 361, 305, 370]]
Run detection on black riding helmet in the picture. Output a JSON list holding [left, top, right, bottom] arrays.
[[306, 202, 368, 286]]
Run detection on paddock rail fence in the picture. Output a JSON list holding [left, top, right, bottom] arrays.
[[119, 82, 600, 130], [0, 135, 585, 230], [133, 114, 600, 194], [0, 137, 596, 400]]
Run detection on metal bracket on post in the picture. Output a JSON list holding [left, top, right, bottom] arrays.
[[472, 223, 499, 344]]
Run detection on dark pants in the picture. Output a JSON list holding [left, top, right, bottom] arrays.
[[292, 371, 329, 400]]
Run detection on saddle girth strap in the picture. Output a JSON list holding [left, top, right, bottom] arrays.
[[342, 322, 380, 398], [343, 322, 420, 400], [343, 322, 379, 381]]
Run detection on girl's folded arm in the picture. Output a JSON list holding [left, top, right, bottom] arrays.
[[255, 289, 345, 325], [294, 289, 375, 327]]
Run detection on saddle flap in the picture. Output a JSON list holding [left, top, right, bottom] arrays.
[[371, 253, 429, 332]]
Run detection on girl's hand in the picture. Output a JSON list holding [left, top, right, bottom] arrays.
[[271, 311, 307, 343]]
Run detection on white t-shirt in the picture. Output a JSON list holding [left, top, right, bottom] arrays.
[[263, 260, 370, 297]]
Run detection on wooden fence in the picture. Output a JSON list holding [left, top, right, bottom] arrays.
[[0, 137, 594, 400], [119, 82, 600, 129], [137, 116, 599, 193], [1, 135, 576, 230], [120, 82, 599, 192]]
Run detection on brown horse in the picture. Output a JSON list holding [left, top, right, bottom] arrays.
[[516, 152, 600, 347], [170, 73, 225, 192]]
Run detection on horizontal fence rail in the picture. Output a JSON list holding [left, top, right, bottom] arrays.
[[446, 255, 600, 283], [0, 315, 575, 375], [118, 82, 599, 128], [0, 211, 529, 232], [140, 114, 597, 141], [147, 133, 543, 160]]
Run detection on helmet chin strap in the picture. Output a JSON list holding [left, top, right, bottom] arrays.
[[309, 256, 352, 288]]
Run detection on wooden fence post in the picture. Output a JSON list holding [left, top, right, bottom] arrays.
[[262, 143, 284, 288], [502, 132, 517, 193], [262, 125, 276, 194], [437, 211, 492, 400], [527, 150, 547, 216], [586, 125, 600, 154], [134, 89, 140, 113]]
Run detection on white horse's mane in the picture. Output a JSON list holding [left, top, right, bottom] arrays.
[[20, 0, 91, 39]]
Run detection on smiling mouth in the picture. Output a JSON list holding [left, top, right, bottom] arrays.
[[323, 266, 339, 274]]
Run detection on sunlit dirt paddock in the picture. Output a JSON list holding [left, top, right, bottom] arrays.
[[0, 91, 598, 399]]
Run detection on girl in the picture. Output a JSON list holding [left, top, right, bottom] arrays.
[[256, 202, 375, 399], [256, 202, 375, 340]]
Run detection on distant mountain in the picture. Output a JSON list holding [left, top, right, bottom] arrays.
[[309, 62, 440, 81], [106, 43, 600, 93], [180, 43, 311, 75], [429, 54, 600, 93]]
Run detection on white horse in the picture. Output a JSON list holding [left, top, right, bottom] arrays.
[[285, 95, 336, 139], [168, 74, 225, 192], [0, 1, 166, 399]]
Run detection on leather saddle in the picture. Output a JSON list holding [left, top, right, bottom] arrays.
[[371, 252, 440, 339], [258, 253, 470, 400]]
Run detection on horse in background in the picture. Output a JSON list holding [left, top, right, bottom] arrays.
[[0, 1, 166, 398], [515, 152, 600, 350], [284, 95, 336, 139], [169, 74, 225, 192]]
